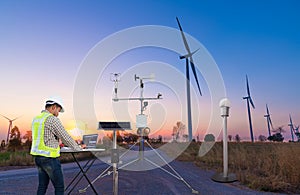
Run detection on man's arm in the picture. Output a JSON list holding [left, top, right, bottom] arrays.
[[51, 117, 82, 150]]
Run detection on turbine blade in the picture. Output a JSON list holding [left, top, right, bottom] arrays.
[[295, 126, 299, 133], [11, 115, 22, 121], [190, 59, 202, 96], [266, 105, 274, 129], [249, 97, 255, 109], [266, 104, 270, 115], [191, 48, 200, 56], [0, 114, 11, 121], [269, 117, 274, 130], [292, 126, 296, 134], [246, 75, 251, 96], [245, 75, 254, 108], [289, 114, 293, 125], [176, 17, 192, 54]]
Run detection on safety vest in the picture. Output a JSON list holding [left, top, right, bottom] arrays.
[[30, 112, 60, 158]]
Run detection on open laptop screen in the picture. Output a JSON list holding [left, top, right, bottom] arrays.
[[82, 134, 98, 149]]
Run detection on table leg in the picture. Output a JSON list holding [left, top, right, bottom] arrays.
[[65, 157, 96, 194], [71, 153, 98, 194]]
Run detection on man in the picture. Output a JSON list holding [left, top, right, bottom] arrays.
[[30, 96, 83, 195]]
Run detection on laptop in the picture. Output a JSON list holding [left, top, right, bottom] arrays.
[[82, 134, 98, 149], [61, 134, 104, 152]]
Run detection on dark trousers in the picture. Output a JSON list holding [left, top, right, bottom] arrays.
[[34, 156, 64, 195]]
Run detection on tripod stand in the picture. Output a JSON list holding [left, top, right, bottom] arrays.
[[120, 138, 199, 194], [79, 130, 199, 194]]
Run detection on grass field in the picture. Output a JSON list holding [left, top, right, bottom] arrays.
[[0, 145, 108, 167], [0, 151, 33, 166], [164, 141, 300, 194]]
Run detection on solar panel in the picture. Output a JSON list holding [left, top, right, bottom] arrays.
[[98, 121, 131, 131]]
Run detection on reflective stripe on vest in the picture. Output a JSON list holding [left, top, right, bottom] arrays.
[[30, 112, 60, 158]]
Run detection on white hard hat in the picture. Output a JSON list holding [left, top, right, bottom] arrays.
[[45, 96, 65, 113]]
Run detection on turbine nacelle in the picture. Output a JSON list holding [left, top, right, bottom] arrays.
[[179, 48, 200, 59]]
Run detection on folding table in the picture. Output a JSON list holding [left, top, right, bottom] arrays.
[[60, 148, 105, 195]]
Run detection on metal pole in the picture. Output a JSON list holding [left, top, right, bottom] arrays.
[[247, 99, 254, 142], [139, 134, 144, 160], [223, 114, 228, 178], [186, 58, 193, 141], [6, 123, 11, 144], [139, 78, 145, 159], [113, 130, 118, 195], [290, 126, 294, 142], [140, 79, 144, 115], [267, 118, 271, 137]]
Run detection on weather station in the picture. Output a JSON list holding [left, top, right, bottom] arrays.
[[80, 73, 199, 194], [112, 73, 199, 194]]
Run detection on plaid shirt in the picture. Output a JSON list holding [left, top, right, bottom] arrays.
[[41, 110, 81, 150]]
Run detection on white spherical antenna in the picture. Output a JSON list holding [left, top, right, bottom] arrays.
[[219, 98, 231, 108]]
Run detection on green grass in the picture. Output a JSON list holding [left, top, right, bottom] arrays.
[[0, 151, 34, 166], [0, 144, 109, 167]]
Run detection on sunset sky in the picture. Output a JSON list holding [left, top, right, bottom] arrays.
[[0, 0, 300, 142]]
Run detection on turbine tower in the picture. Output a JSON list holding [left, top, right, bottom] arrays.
[[264, 104, 274, 137], [1, 115, 20, 144], [294, 125, 300, 142], [288, 114, 295, 142], [243, 75, 255, 142], [176, 17, 202, 142]]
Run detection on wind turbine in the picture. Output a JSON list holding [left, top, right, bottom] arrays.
[[0, 115, 21, 144], [176, 17, 202, 142], [243, 75, 255, 142], [264, 104, 274, 137], [288, 114, 295, 142]]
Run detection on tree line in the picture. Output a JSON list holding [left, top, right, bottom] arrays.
[[0, 126, 32, 152]]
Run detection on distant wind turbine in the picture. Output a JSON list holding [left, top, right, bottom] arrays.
[[176, 17, 202, 142], [264, 104, 274, 137], [243, 75, 255, 142], [288, 114, 295, 142], [1, 114, 21, 144]]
